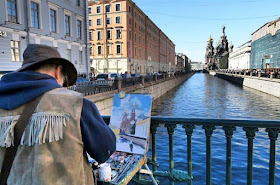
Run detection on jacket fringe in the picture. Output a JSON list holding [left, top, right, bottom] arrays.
[[0, 115, 20, 147], [0, 112, 69, 148]]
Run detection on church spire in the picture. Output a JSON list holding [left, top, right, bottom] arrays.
[[208, 35, 213, 43], [222, 24, 226, 36]]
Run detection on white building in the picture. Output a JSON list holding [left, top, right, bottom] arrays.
[[191, 61, 203, 70], [0, 0, 90, 77], [228, 41, 251, 70]]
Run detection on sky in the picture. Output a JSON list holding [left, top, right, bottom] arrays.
[[132, 0, 280, 63]]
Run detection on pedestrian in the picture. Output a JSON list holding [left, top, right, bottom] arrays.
[[0, 44, 116, 185]]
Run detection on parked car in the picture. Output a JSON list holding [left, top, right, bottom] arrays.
[[146, 73, 155, 76], [76, 77, 89, 84], [95, 73, 121, 81], [95, 73, 121, 87], [131, 73, 141, 78]]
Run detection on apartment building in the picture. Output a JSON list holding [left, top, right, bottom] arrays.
[[0, 0, 90, 77], [251, 18, 280, 69], [88, 0, 176, 75]]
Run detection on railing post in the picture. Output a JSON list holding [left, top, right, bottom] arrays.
[[202, 125, 216, 185], [117, 78, 122, 92], [140, 75, 145, 86], [243, 127, 258, 185], [150, 123, 159, 173], [183, 125, 196, 185], [223, 126, 236, 185], [165, 124, 177, 185], [265, 128, 280, 185]]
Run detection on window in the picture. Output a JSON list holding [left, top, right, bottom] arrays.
[[97, 18, 101, 25], [135, 47, 137, 56], [89, 20, 92, 26], [129, 18, 131, 25], [79, 51, 82, 64], [134, 33, 137, 42], [116, 29, 121, 39], [77, 20, 82, 39], [139, 35, 141, 44], [89, 31, 93, 40], [107, 29, 111, 39], [67, 49, 71, 61], [90, 46, 93, 55], [105, 5, 110, 12], [76, 0, 80, 6], [139, 48, 141, 57], [98, 45, 102, 55], [7, 0, 17, 23], [65, 15, 70, 36], [97, 30, 102, 40], [128, 6, 131, 13], [129, 30, 132, 40], [116, 44, 121, 54], [11, 41, 20, 62], [31, 2, 40, 29], [116, 3, 121, 11], [116, 16, 121, 24], [96, 6, 101, 13], [50, 9, 56, 33], [106, 17, 111, 24], [135, 22, 137, 29], [88, 7, 92, 14]]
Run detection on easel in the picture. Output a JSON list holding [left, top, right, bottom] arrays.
[[97, 91, 157, 185], [138, 164, 158, 185]]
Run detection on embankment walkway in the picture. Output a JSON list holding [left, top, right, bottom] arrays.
[[210, 71, 280, 98], [85, 73, 194, 115]]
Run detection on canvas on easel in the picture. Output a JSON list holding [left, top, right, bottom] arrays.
[[109, 93, 152, 155]]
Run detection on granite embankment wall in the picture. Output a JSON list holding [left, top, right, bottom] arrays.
[[85, 73, 194, 115], [212, 72, 280, 98]]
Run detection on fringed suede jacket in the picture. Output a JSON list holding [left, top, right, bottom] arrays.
[[0, 71, 116, 185]]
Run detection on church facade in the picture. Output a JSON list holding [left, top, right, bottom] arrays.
[[205, 26, 232, 69]]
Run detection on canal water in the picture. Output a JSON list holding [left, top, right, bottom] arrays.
[[149, 73, 280, 185]]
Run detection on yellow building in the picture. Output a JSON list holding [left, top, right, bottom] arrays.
[[88, 0, 176, 75]]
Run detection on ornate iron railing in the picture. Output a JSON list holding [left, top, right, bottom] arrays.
[[102, 116, 280, 185]]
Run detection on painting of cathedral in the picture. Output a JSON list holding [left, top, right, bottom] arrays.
[[109, 93, 152, 155]]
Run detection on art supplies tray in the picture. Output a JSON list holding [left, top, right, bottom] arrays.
[[97, 152, 146, 185]]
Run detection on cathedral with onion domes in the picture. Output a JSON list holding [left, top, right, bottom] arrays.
[[205, 25, 233, 69]]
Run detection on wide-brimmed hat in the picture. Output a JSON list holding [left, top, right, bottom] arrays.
[[17, 44, 77, 87]]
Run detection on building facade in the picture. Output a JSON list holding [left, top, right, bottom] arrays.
[[0, 0, 90, 78], [251, 18, 280, 69], [88, 0, 176, 75], [175, 53, 186, 72], [191, 61, 203, 70], [228, 41, 251, 70]]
